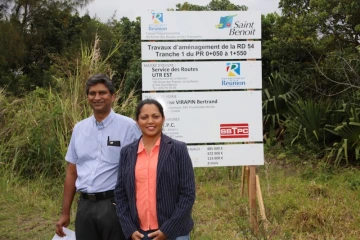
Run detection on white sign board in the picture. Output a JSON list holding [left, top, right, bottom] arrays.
[[141, 41, 261, 60], [142, 91, 263, 143], [141, 11, 261, 40], [142, 61, 262, 91], [188, 144, 264, 167]]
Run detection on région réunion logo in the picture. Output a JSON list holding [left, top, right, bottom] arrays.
[[226, 62, 240, 77], [222, 62, 245, 87], [215, 15, 237, 29], [152, 13, 163, 24]]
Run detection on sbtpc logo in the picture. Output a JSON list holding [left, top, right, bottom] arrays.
[[215, 15, 237, 29], [152, 12, 163, 24], [226, 62, 240, 77], [220, 123, 249, 138]]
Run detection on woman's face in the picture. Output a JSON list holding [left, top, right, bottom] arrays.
[[137, 104, 165, 138]]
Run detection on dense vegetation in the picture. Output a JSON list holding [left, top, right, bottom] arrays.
[[1, 0, 360, 177]]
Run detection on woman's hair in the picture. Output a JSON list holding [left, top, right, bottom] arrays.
[[135, 99, 165, 120]]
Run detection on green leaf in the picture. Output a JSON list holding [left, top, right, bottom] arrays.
[[355, 145, 360, 160], [343, 139, 348, 165]]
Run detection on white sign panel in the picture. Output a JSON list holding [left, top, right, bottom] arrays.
[[142, 91, 263, 143], [188, 144, 264, 167], [141, 11, 261, 40], [141, 41, 261, 60], [142, 61, 262, 91]]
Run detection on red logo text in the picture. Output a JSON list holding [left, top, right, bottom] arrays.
[[220, 123, 249, 138]]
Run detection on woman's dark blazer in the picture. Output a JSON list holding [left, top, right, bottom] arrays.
[[114, 133, 196, 240]]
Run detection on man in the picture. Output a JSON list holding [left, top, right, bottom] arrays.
[[55, 74, 141, 240]]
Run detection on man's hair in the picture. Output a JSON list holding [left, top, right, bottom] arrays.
[[85, 74, 115, 95], [135, 99, 165, 120]]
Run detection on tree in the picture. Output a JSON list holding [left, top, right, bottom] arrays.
[[274, 0, 360, 96], [105, 16, 141, 101], [0, 0, 11, 20], [175, 0, 247, 11], [280, 0, 360, 46], [0, 0, 114, 95], [6, 0, 92, 30]]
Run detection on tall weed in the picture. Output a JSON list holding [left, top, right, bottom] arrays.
[[0, 34, 138, 177]]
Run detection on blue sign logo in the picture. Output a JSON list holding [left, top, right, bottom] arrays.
[[216, 15, 237, 29]]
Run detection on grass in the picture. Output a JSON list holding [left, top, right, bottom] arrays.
[[0, 172, 78, 240], [1, 149, 360, 240]]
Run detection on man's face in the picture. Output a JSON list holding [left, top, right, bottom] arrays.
[[87, 83, 115, 114]]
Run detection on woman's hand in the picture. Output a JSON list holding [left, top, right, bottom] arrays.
[[148, 230, 167, 240], [131, 231, 144, 240]]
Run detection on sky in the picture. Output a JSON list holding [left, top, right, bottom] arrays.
[[79, 0, 281, 22]]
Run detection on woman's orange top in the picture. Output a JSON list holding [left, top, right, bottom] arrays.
[[135, 137, 161, 230]]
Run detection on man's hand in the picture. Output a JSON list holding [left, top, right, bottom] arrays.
[[131, 231, 144, 240], [56, 163, 77, 237], [148, 230, 167, 240], [55, 214, 70, 237]]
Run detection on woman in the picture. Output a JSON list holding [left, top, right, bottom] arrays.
[[114, 99, 196, 240]]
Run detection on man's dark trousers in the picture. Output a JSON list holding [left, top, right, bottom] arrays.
[[75, 195, 125, 240]]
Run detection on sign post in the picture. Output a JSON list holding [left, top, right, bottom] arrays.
[[141, 10, 266, 234]]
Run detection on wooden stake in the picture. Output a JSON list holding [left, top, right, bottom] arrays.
[[248, 166, 258, 234], [240, 166, 246, 196], [256, 175, 268, 230], [246, 166, 250, 197]]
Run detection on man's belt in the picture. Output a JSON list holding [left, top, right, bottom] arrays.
[[81, 190, 114, 201]]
